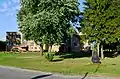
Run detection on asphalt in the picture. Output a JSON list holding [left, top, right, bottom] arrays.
[[0, 66, 119, 79]]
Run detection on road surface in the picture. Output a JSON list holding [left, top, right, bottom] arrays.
[[0, 66, 119, 79]]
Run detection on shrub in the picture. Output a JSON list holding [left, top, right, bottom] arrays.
[[45, 53, 54, 62]]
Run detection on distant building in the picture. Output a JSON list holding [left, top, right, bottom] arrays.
[[25, 40, 41, 52], [5, 32, 85, 53], [18, 33, 81, 52], [6, 32, 21, 51], [71, 34, 81, 52]]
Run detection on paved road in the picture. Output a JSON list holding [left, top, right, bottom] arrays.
[[0, 66, 119, 79]]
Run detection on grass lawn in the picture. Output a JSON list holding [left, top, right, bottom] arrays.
[[0, 52, 120, 76]]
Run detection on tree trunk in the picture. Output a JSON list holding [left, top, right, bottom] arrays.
[[97, 43, 100, 56], [40, 44, 43, 56], [101, 45, 104, 59], [45, 44, 49, 51], [48, 44, 52, 52]]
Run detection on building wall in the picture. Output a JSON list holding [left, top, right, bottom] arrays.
[[6, 32, 21, 46], [28, 45, 40, 52], [71, 34, 80, 52], [27, 40, 41, 52], [18, 32, 82, 52], [51, 44, 60, 52], [6, 32, 21, 51]]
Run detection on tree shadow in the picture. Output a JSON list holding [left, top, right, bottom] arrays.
[[111, 64, 116, 65], [52, 58, 64, 62], [81, 72, 89, 79], [59, 51, 92, 59], [31, 74, 52, 79], [103, 51, 120, 58], [93, 63, 101, 73], [81, 63, 101, 79]]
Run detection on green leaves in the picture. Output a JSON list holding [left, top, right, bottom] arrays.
[[17, 0, 80, 45], [81, 0, 120, 44]]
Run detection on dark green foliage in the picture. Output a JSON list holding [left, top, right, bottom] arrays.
[[45, 53, 54, 62], [80, 0, 120, 59], [81, 0, 120, 44], [0, 41, 6, 51]]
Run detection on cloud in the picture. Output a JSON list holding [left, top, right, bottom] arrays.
[[2, 2, 8, 9], [6, 11, 14, 16], [6, 5, 20, 16], [0, 2, 9, 13], [0, 0, 20, 16], [12, 5, 20, 11], [0, 2, 9, 12], [0, 36, 6, 41], [0, 8, 6, 12], [11, 0, 19, 4], [8, 1, 12, 5]]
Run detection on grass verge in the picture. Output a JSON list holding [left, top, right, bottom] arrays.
[[0, 52, 120, 76]]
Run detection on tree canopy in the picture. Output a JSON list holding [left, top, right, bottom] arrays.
[[17, 0, 80, 46], [81, 0, 120, 44], [80, 0, 120, 58]]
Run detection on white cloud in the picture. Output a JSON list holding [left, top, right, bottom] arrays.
[[6, 5, 20, 16], [0, 0, 20, 16], [12, 5, 20, 11], [0, 36, 6, 41], [8, 1, 12, 5], [6, 12, 14, 16], [0, 8, 6, 12], [0, 2, 9, 13], [2, 2, 8, 9], [11, 0, 19, 4]]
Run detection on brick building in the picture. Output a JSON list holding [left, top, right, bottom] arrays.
[[6, 32, 21, 51]]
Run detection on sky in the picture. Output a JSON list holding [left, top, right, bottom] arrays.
[[0, 0, 85, 41]]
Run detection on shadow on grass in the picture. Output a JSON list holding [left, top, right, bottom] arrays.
[[104, 51, 120, 58], [59, 51, 92, 59], [58, 51, 120, 59], [81, 72, 89, 79], [93, 63, 101, 73], [52, 58, 64, 62], [31, 74, 52, 79], [81, 63, 101, 79]]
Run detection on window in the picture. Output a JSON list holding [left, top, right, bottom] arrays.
[[31, 47, 33, 49], [35, 47, 37, 49], [73, 37, 79, 47], [74, 43, 78, 47]]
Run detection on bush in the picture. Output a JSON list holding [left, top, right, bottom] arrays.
[[45, 53, 54, 62]]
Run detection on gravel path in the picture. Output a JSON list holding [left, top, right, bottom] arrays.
[[0, 66, 119, 79]]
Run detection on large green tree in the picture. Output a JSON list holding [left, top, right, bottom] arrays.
[[81, 0, 120, 59], [17, 0, 80, 54]]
